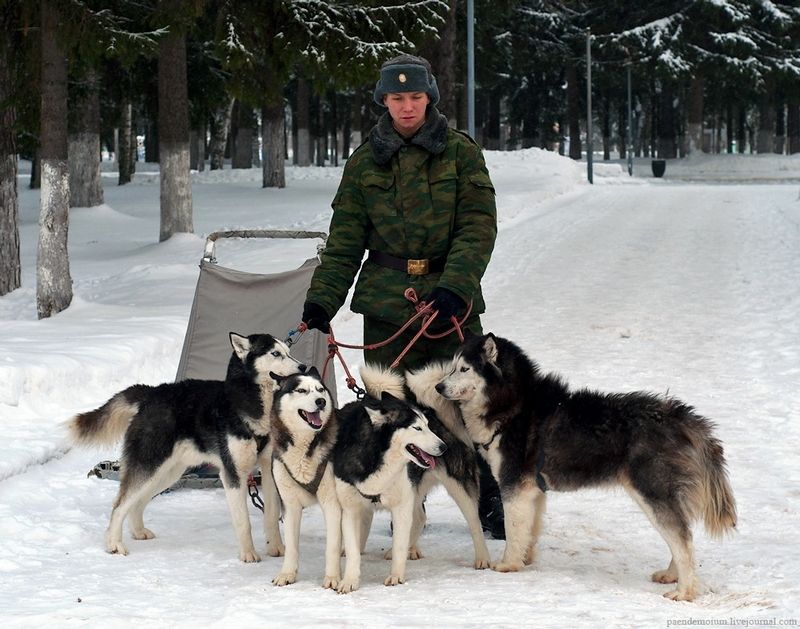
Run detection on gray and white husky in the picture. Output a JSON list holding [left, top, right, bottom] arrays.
[[437, 332, 737, 601], [332, 389, 447, 593], [68, 332, 305, 562], [269, 368, 341, 589], [362, 364, 491, 570]]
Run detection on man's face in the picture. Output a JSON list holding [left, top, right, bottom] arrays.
[[383, 92, 430, 137]]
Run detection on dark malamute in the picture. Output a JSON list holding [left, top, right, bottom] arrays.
[[68, 332, 306, 562], [437, 332, 737, 601]]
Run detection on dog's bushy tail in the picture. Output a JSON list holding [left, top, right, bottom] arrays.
[[682, 413, 737, 538], [68, 387, 141, 447], [360, 364, 405, 399]]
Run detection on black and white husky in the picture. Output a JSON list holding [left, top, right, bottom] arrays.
[[362, 364, 491, 569], [68, 332, 306, 562], [437, 332, 737, 601], [332, 389, 447, 593], [269, 368, 341, 589]]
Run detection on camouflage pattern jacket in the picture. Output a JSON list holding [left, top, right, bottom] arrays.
[[306, 107, 497, 326]]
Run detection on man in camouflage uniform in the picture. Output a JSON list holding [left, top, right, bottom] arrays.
[[301, 54, 504, 538]]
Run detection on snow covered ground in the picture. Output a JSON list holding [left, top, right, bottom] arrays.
[[1, 149, 799, 628]]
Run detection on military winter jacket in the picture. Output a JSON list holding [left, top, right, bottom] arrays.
[[306, 107, 497, 326]]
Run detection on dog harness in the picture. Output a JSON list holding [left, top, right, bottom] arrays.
[[276, 457, 329, 496]]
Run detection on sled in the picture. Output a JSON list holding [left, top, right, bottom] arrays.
[[90, 228, 337, 491]]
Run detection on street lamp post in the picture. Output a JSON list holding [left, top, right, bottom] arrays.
[[586, 28, 593, 184], [627, 62, 633, 176], [467, 0, 475, 138]]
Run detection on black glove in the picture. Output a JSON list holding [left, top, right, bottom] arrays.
[[301, 302, 331, 333], [425, 287, 466, 321]]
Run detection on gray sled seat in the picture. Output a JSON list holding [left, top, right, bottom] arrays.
[[175, 228, 337, 402]]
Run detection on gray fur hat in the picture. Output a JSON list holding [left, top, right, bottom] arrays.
[[373, 54, 440, 107]]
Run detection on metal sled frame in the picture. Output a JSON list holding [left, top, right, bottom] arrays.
[[91, 228, 334, 492]]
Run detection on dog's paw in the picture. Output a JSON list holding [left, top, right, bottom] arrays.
[[384, 574, 406, 586], [266, 541, 285, 557], [336, 578, 359, 594], [384, 546, 423, 561], [105, 539, 129, 555], [272, 572, 296, 587], [652, 569, 678, 584], [492, 560, 523, 573], [408, 545, 424, 560], [239, 549, 262, 563], [474, 556, 491, 570], [130, 527, 156, 541], [663, 588, 696, 602], [322, 575, 339, 590]]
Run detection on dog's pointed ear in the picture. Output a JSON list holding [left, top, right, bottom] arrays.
[[229, 332, 251, 360], [365, 393, 401, 426], [307, 365, 321, 378], [482, 334, 499, 365], [380, 391, 398, 404]]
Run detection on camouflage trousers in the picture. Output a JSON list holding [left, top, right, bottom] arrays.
[[363, 314, 482, 372]]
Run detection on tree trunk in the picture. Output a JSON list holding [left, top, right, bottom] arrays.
[[601, 97, 610, 160], [737, 105, 747, 153], [565, 62, 582, 160], [0, 19, 20, 296], [657, 83, 677, 158], [341, 94, 351, 159], [756, 76, 775, 154], [232, 100, 253, 169], [144, 119, 158, 162], [158, 13, 193, 241], [421, 0, 457, 124], [774, 99, 785, 154], [787, 102, 800, 154], [686, 74, 704, 155], [30, 148, 41, 189], [37, 0, 73, 318], [296, 78, 311, 166], [261, 101, 285, 188], [209, 97, 233, 170], [118, 98, 134, 184], [485, 92, 501, 150], [69, 69, 104, 207]]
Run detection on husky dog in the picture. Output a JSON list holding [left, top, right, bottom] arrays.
[[361, 364, 491, 570], [437, 333, 737, 601], [68, 332, 306, 562], [333, 391, 447, 593], [270, 368, 341, 589]]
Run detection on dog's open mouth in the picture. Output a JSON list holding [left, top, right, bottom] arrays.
[[406, 444, 436, 469], [298, 409, 323, 429]]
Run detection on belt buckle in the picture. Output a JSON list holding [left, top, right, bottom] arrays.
[[407, 258, 429, 275]]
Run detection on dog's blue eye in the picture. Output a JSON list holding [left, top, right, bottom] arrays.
[[271, 351, 281, 357]]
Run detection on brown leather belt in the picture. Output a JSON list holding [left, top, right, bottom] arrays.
[[368, 250, 446, 275]]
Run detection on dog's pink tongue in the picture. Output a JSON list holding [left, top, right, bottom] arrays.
[[306, 411, 322, 428], [420, 449, 436, 469]]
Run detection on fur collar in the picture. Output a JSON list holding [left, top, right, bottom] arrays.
[[369, 107, 449, 166]]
